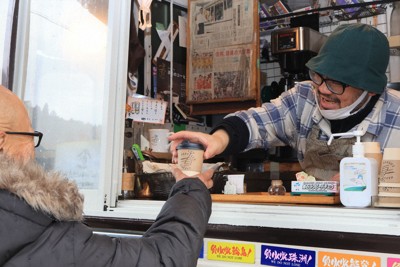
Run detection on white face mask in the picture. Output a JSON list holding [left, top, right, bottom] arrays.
[[315, 90, 370, 120]]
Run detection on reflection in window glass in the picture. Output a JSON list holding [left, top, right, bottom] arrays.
[[24, 0, 109, 190]]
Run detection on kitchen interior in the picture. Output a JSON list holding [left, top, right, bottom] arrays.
[[97, 0, 400, 265], [2, 0, 400, 266]]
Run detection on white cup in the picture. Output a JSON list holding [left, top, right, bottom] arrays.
[[226, 174, 245, 194], [148, 129, 172, 153], [380, 147, 400, 184], [163, 91, 180, 104]]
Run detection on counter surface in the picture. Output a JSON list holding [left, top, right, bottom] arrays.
[[85, 200, 400, 236]]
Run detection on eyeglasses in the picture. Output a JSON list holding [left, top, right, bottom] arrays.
[[5, 131, 43, 147], [309, 70, 348, 95]]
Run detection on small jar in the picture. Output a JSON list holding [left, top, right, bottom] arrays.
[[268, 179, 286, 195]]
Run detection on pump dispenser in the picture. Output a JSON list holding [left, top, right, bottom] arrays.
[[327, 130, 378, 207]]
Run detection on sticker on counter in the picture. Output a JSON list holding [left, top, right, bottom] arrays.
[[207, 241, 255, 264], [291, 181, 339, 194], [388, 257, 400, 267], [318, 251, 380, 266], [261, 245, 316, 267]]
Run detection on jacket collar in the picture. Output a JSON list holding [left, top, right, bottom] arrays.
[[0, 154, 84, 221]]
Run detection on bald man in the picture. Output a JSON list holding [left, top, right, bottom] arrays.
[[0, 85, 35, 162], [0, 85, 213, 266]]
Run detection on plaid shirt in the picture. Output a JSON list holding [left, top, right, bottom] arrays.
[[228, 82, 400, 162]]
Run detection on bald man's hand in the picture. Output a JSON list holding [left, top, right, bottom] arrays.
[[170, 165, 214, 189]]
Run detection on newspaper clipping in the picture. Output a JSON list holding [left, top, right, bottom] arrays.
[[188, 0, 256, 103]]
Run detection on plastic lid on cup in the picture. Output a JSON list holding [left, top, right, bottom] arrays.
[[176, 140, 205, 151]]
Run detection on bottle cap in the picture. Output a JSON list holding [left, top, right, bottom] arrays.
[[271, 179, 283, 186]]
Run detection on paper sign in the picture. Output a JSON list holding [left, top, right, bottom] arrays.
[[261, 245, 316, 267], [291, 181, 339, 194], [207, 241, 255, 264], [127, 96, 167, 124], [318, 251, 380, 267]]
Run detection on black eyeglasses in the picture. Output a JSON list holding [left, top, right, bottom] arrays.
[[5, 131, 43, 147], [309, 70, 348, 95]]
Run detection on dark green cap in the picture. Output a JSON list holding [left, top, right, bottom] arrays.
[[306, 23, 389, 94]]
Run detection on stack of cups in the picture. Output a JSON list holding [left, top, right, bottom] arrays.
[[376, 147, 400, 207]]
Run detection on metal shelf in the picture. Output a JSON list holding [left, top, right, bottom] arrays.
[[259, 0, 395, 31]]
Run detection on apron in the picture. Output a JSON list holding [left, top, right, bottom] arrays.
[[300, 125, 355, 180]]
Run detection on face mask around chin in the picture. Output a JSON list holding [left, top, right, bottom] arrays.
[[315, 90, 369, 120]]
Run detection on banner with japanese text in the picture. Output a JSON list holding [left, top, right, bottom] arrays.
[[207, 240, 255, 264]]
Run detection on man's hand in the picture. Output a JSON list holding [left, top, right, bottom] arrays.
[[170, 165, 214, 189], [168, 130, 229, 163]]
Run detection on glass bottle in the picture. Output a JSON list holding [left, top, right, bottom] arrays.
[[120, 165, 135, 200], [268, 179, 286, 195], [119, 150, 135, 200]]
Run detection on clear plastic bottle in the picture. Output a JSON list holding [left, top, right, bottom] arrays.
[[328, 130, 378, 208], [268, 180, 286, 195]]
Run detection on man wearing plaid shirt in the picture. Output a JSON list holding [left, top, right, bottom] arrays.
[[170, 23, 400, 181]]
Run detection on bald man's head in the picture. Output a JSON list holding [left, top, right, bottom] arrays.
[[0, 85, 35, 162]]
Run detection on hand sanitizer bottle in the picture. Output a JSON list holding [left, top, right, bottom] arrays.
[[328, 131, 378, 208]]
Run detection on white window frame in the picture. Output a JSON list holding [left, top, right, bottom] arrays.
[[11, 0, 130, 212]]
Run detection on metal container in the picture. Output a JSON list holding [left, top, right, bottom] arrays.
[[271, 26, 327, 54]]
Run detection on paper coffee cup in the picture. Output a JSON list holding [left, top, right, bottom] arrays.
[[149, 129, 172, 153], [380, 148, 400, 184], [176, 140, 204, 176]]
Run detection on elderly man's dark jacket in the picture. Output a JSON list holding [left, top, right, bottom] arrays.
[[0, 154, 211, 266]]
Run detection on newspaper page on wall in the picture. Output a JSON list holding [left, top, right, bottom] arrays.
[[187, 0, 259, 110]]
